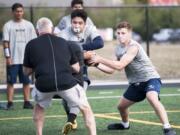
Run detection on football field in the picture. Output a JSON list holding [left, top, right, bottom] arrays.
[[0, 87, 180, 135]]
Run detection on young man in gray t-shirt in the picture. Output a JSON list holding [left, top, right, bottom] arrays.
[[90, 21, 176, 135]]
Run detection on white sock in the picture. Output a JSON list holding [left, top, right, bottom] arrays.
[[121, 121, 129, 128], [163, 123, 171, 129]]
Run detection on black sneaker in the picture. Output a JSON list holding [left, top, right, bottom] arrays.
[[6, 102, 14, 110], [23, 101, 33, 109], [107, 123, 130, 130], [164, 128, 176, 135]]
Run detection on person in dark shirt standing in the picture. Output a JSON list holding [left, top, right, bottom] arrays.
[[23, 17, 96, 135]]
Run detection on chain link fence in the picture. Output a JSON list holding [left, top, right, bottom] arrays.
[[0, 5, 180, 83]]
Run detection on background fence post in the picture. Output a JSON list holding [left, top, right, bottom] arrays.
[[145, 5, 150, 56]]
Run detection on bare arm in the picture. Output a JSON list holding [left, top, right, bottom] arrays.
[[71, 62, 80, 73], [92, 45, 138, 71], [3, 41, 9, 48], [23, 66, 33, 76], [96, 63, 115, 74]]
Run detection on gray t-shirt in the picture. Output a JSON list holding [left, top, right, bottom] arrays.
[[57, 14, 94, 30], [3, 19, 37, 64], [115, 40, 160, 83]]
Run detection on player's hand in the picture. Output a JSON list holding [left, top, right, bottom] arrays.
[[6, 57, 12, 66], [87, 54, 101, 66], [83, 51, 96, 60], [84, 59, 99, 67]]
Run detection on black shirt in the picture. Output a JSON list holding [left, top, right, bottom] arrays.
[[68, 41, 84, 86], [24, 34, 78, 92]]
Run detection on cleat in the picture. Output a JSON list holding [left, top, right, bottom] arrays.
[[62, 122, 73, 135], [164, 128, 176, 135], [6, 102, 14, 110], [107, 123, 130, 130], [72, 120, 78, 130], [23, 101, 33, 109]]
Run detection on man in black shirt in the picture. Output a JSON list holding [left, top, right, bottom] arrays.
[[23, 17, 96, 135]]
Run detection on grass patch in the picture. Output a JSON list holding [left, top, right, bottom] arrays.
[[0, 87, 180, 135]]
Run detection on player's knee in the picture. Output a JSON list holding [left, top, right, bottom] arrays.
[[33, 113, 44, 122], [117, 104, 126, 111], [33, 114, 39, 122], [81, 105, 90, 114]]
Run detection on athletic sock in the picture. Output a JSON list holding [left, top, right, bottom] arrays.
[[121, 121, 129, 128], [163, 123, 171, 129], [68, 113, 77, 123]]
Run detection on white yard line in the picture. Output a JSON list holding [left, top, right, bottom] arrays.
[[0, 93, 180, 103]]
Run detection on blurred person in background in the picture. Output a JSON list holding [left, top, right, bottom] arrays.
[[89, 21, 176, 135], [2, 3, 36, 110], [57, 0, 94, 30]]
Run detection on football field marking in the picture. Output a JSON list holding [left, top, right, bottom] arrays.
[[95, 113, 180, 129], [1, 93, 180, 102], [0, 110, 180, 129]]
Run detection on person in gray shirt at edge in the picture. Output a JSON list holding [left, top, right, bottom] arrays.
[[89, 21, 176, 135]]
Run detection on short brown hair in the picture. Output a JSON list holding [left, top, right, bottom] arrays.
[[71, 9, 87, 22], [71, 0, 83, 7], [11, 3, 23, 11], [116, 21, 132, 30]]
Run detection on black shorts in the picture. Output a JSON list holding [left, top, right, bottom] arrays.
[[123, 78, 161, 102]]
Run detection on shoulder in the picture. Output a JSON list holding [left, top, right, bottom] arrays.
[[84, 25, 97, 34], [23, 19, 34, 27], [53, 35, 67, 44], [129, 40, 140, 49], [86, 17, 94, 25], [59, 27, 72, 39], [3, 20, 13, 28], [61, 15, 70, 20], [86, 25, 97, 30], [58, 15, 70, 30], [126, 40, 140, 55], [26, 37, 37, 47]]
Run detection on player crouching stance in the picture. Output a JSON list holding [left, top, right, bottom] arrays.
[[88, 21, 176, 135]]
